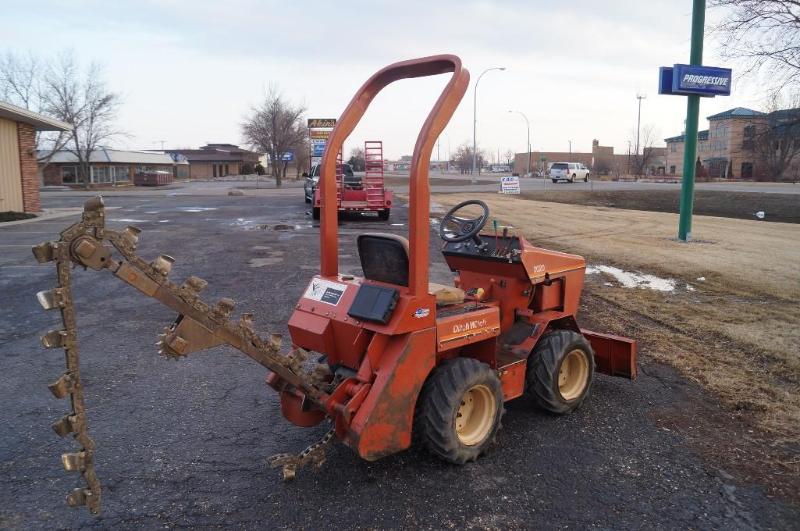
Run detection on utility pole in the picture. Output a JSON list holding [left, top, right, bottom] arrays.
[[635, 94, 647, 174], [678, 0, 706, 241], [472, 67, 505, 183], [509, 110, 531, 177]]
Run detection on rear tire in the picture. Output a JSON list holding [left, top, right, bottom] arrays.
[[416, 358, 504, 464], [551, 179, 558, 183], [584, 175, 589, 183], [312, 207, 320, 220], [526, 330, 594, 414], [570, 174, 576, 183], [378, 208, 390, 221]]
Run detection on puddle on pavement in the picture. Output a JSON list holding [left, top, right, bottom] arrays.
[[249, 250, 285, 268], [239, 221, 312, 231], [158, 220, 170, 223], [110, 218, 148, 223], [180, 207, 219, 213], [586, 265, 678, 292]]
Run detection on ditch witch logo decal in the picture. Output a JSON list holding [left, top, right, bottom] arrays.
[[452, 318, 488, 334]]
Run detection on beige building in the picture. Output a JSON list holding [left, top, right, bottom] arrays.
[[0, 101, 71, 213], [664, 106, 800, 180]]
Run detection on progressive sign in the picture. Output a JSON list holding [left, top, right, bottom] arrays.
[[658, 64, 732, 97]]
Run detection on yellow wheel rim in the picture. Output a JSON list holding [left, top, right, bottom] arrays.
[[456, 384, 496, 446], [558, 349, 589, 401]]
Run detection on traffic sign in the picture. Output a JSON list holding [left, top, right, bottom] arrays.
[[312, 143, 326, 156], [281, 152, 294, 162]]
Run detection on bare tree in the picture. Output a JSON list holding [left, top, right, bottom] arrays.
[[450, 142, 485, 174], [751, 92, 800, 180], [0, 52, 71, 167], [294, 136, 310, 177], [629, 125, 659, 176], [348, 147, 365, 171], [41, 54, 121, 186], [503, 149, 515, 166], [710, 0, 800, 90], [241, 86, 307, 187]]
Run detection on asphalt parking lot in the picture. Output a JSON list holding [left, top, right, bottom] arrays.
[[1, 188, 798, 529]]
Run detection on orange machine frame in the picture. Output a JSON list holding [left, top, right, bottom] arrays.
[[282, 55, 636, 461]]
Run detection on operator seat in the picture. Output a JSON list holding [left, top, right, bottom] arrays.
[[356, 233, 465, 306]]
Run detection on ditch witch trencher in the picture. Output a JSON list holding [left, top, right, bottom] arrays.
[[32, 55, 636, 514]]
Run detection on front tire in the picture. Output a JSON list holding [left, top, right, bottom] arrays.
[[551, 178, 558, 183], [312, 207, 320, 220], [416, 358, 504, 464], [378, 208, 390, 221], [584, 175, 589, 183], [526, 330, 594, 414], [570, 174, 576, 183]]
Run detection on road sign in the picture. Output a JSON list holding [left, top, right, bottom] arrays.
[[309, 129, 331, 139], [659, 64, 731, 97], [281, 152, 293, 162], [500, 175, 520, 195], [308, 118, 336, 129], [312, 143, 326, 156], [310, 138, 326, 145]]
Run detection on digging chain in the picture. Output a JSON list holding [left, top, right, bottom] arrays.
[[267, 424, 337, 480], [33, 197, 334, 514]]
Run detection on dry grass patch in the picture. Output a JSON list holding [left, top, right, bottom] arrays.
[[431, 193, 800, 438]]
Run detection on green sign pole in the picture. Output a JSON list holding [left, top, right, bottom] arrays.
[[678, 0, 706, 241]]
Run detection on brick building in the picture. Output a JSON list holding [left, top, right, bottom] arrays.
[[513, 139, 665, 176], [664, 106, 800, 180], [165, 143, 262, 179], [0, 100, 71, 213], [41, 149, 181, 186]]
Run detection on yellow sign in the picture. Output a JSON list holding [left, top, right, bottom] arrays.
[[307, 118, 336, 129]]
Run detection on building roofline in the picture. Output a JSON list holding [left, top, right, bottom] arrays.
[[0, 100, 72, 131]]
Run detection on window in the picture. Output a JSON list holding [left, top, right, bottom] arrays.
[[744, 125, 756, 138], [61, 165, 77, 184], [669, 165, 676, 174], [113, 166, 130, 181], [670, 143, 677, 152], [91, 166, 111, 183]]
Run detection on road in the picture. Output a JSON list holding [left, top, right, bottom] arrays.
[[1, 184, 797, 529]]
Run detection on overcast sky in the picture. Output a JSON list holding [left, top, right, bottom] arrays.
[[4, 0, 771, 160]]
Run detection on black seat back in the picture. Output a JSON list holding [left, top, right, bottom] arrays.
[[356, 233, 409, 287]]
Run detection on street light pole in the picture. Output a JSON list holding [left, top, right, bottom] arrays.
[[635, 94, 647, 175], [568, 140, 572, 154], [509, 110, 531, 176], [472, 66, 505, 184]]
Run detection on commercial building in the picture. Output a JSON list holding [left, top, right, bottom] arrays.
[[0, 100, 71, 213], [513, 139, 665, 176], [165, 143, 262, 179], [664, 106, 800, 180], [41, 149, 183, 186]]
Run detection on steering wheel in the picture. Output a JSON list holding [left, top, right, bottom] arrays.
[[439, 199, 490, 244]]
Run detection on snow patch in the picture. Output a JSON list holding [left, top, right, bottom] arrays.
[[586, 265, 677, 292], [111, 218, 147, 223]]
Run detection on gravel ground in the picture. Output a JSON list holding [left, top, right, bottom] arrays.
[[1, 190, 797, 529]]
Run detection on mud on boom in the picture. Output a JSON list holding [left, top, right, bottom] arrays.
[[32, 55, 637, 515]]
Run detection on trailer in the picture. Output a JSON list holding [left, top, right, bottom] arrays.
[[312, 141, 392, 220]]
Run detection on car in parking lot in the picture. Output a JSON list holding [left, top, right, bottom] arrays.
[[304, 163, 360, 203], [550, 162, 590, 183]]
